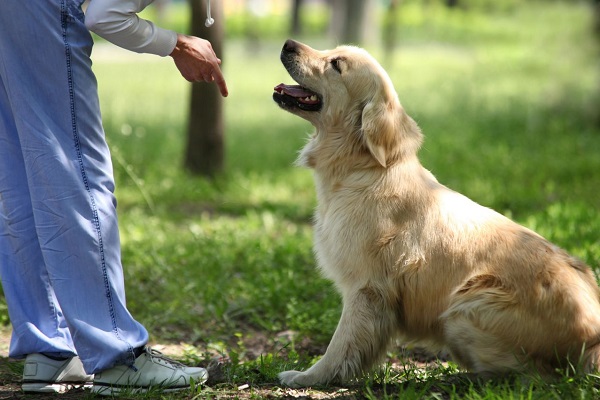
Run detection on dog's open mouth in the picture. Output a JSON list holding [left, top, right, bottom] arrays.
[[273, 83, 322, 112]]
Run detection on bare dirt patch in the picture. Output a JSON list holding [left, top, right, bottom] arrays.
[[0, 328, 364, 399], [0, 327, 448, 399]]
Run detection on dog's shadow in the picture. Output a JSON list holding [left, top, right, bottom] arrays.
[[364, 369, 519, 399], [361, 348, 542, 399]]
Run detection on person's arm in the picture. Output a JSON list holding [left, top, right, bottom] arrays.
[[85, 0, 177, 56], [85, 0, 228, 96]]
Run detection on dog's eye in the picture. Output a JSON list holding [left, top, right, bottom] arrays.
[[330, 58, 343, 74]]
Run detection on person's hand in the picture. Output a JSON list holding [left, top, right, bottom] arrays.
[[170, 34, 228, 97]]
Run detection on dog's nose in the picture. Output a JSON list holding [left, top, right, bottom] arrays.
[[282, 39, 299, 54]]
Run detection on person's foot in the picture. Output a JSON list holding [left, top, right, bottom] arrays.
[[21, 353, 93, 393], [91, 347, 208, 396]]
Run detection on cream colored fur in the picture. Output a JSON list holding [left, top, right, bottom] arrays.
[[274, 40, 600, 388]]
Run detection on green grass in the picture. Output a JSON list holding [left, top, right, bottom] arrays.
[[2, 1, 600, 398]]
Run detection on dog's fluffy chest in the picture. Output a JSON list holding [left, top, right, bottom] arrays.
[[310, 170, 416, 287]]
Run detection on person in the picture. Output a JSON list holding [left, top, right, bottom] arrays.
[[0, 0, 227, 395]]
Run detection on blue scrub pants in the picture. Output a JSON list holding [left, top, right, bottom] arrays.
[[0, 0, 148, 374]]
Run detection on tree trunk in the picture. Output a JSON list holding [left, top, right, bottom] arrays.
[[344, 0, 366, 44], [595, 0, 600, 39], [291, 0, 303, 36], [383, 0, 400, 58], [329, 0, 377, 46], [185, 0, 224, 177]]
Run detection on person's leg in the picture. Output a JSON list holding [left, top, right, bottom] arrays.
[[0, 0, 148, 374], [0, 68, 77, 361]]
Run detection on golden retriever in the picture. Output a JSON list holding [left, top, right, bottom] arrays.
[[272, 39, 600, 388]]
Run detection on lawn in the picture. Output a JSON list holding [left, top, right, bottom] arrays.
[[1, 1, 600, 399]]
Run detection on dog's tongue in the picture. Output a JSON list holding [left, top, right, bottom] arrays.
[[274, 83, 315, 98]]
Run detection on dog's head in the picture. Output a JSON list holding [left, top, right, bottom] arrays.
[[273, 39, 422, 169]]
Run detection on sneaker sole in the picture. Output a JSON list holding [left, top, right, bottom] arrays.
[[22, 382, 93, 394], [91, 383, 200, 396]]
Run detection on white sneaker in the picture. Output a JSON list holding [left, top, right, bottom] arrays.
[[22, 353, 94, 393], [91, 347, 208, 396]]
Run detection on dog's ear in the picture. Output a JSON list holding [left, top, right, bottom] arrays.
[[361, 92, 400, 168]]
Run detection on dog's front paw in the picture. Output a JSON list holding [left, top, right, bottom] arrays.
[[279, 370, 319, 388]]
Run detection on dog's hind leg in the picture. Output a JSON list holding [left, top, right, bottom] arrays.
[[582, 341, 600, 373], [440, 278, 526, 375], [442, 311, 524, 375], [279, 285, 395, 388]]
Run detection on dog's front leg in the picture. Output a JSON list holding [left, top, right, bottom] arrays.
[[279, 285, 394, 388]]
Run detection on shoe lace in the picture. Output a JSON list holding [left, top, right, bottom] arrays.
[[145, 347, 187, 369]]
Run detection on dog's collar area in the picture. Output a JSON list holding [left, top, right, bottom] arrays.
[[273, 83, 322, 111]]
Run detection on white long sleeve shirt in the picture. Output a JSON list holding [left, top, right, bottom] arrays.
[[85, 0, 178, 57]]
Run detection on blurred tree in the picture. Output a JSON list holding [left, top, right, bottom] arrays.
[[383, 0, 400, 61], [329, 0, 378, 45], [291, 0, 304, 36], [595, 0, 600, 127], [185, 0, 225, 177], [595, 0, 600, 38]]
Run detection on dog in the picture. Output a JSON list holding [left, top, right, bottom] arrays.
[[272, 39, 600, 388]]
